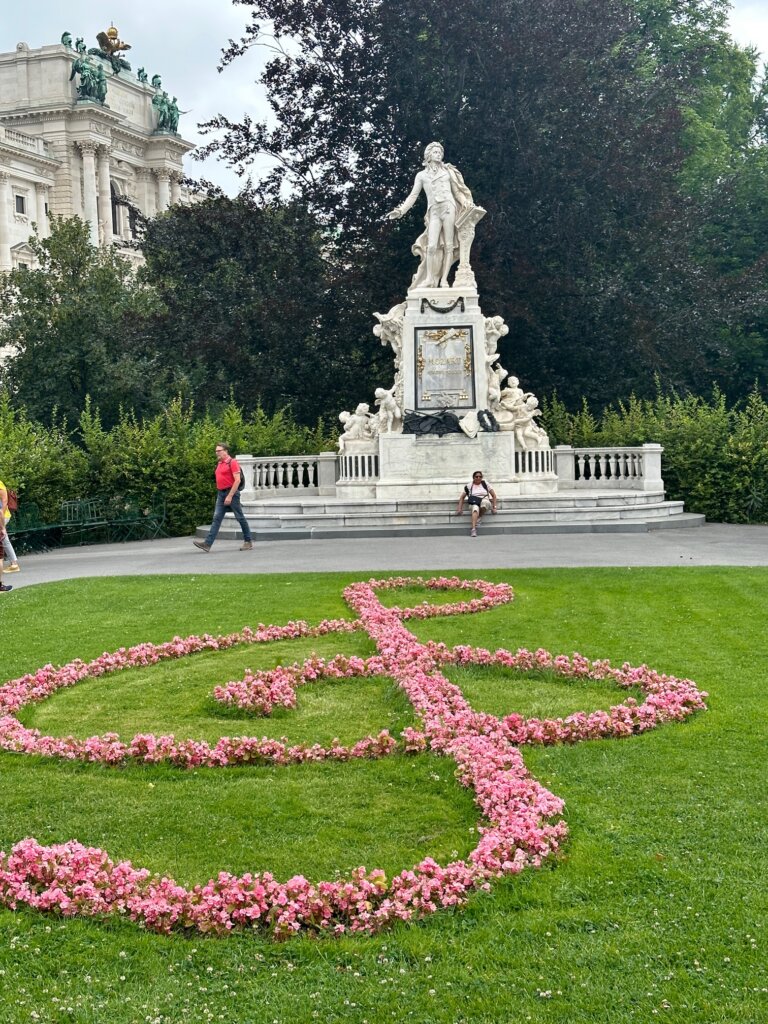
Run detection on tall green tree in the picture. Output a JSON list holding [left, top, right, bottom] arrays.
[[0, 217, 167, 428], [138, 195, 386, 424], [198, 0, 767, 407]]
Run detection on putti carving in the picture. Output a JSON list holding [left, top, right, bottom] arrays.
[[486, 360, 508, 411], [492, 375, 550, 450], [484, 315, 508, 357], [373, 301, 406, 369], [374, 386, 403, 434], [338, 403, 377, 451]]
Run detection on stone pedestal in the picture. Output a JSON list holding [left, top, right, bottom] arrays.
[[400, 285, 489, 416], [375, 432, 556, 501]]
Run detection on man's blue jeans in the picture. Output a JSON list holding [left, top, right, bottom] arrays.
[[204, 489, 252, 547]]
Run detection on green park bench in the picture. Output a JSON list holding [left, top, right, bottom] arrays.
[[6, 503, 63, 552], [104, 494, 167, 541], [6, 494, 167, 551], [59, 494, 167, 544], [59, 497, 110, 544]]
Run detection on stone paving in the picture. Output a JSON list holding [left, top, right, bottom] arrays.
[[4, 523, 767, 591]]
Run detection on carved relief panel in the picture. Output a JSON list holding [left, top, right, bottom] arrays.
[[414, 325, 475, 410]]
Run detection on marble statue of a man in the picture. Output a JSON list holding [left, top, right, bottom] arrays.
[[387, 142, 476, 289]]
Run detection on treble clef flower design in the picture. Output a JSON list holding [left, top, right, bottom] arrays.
[[0, 577, 706, 938]]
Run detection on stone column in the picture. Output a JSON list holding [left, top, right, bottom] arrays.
[[553, 446, 576, 490], [120, 191, 133, 241], [77, 142, 100, 246], [96, 147, 112, 245], [0, 172, 11, 270], [170, 172, 182, 206], [35, 183, 50, 237], [641, 443, 665, 492], [317, 452, 340, 496], [155, 169, 171, 211], [135, 169, 154, 219]]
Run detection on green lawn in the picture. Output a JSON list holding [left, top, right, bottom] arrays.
[[0, 568, 766, 1024]]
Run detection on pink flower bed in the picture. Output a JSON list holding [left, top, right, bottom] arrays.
[[0, 576, 707, 939], [212, 653, 388, 715]]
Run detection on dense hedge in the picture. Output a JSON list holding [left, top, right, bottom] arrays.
[[2, 388, 767, 533], [0, 394, 334, 535], [543, 386, 768, 523]]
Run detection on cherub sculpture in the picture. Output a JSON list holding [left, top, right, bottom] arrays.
[[494, 376, 531, 430], [373, 301, 406, 368], [374, 386, 402, 434], [513, 396, 549, 450], [338, 403, 376, 451], [484, 315, 509, 357], [486, 360, 508, 411]]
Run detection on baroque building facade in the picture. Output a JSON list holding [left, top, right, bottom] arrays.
[[0, 31, 194, 270]]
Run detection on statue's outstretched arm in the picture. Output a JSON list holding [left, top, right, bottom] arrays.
[[387, 174, 423, 219]]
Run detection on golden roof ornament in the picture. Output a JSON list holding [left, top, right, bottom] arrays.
[[96, 24, 131, 56], [91, 24, 132, 74]]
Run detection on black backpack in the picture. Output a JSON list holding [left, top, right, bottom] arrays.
[[227, 458, 246, 491]]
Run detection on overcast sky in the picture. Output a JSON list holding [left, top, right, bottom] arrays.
[[3, 1, 766, 196]]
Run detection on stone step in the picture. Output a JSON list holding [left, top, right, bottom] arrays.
[[258, 502, 685, 530], [240, 489, 665, 517], [199, 503, 704, 541]]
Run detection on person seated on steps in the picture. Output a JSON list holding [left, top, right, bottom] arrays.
[[456, 470, 497, 537]]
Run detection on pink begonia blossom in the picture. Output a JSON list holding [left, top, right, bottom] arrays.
[[0, 576, 706, 938]]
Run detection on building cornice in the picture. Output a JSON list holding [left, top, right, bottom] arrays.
[[0, 143, 60, 172], [2, 110, 195, 158]]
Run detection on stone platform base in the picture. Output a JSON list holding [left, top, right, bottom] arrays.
[[197, 490, 705, 542]]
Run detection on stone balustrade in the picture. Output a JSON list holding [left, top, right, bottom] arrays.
[[237, 444, 664, 498], [553, 444, 664, 491], [337, 442, 380, 486], [235, 453, 338, 497], [515, 447, 554, 477], [0, 126, 50, 156]]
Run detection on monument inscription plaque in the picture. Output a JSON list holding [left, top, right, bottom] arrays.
[[415, 325, 475, 410]]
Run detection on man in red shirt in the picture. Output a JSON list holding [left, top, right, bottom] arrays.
[[193, 443, 253, 552]]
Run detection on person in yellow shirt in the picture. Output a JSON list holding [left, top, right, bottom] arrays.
[[0, 493, 12, 592], [0, 479, 20, 573]]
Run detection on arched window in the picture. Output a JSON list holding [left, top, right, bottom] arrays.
[[110, 182, 139, 240]]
